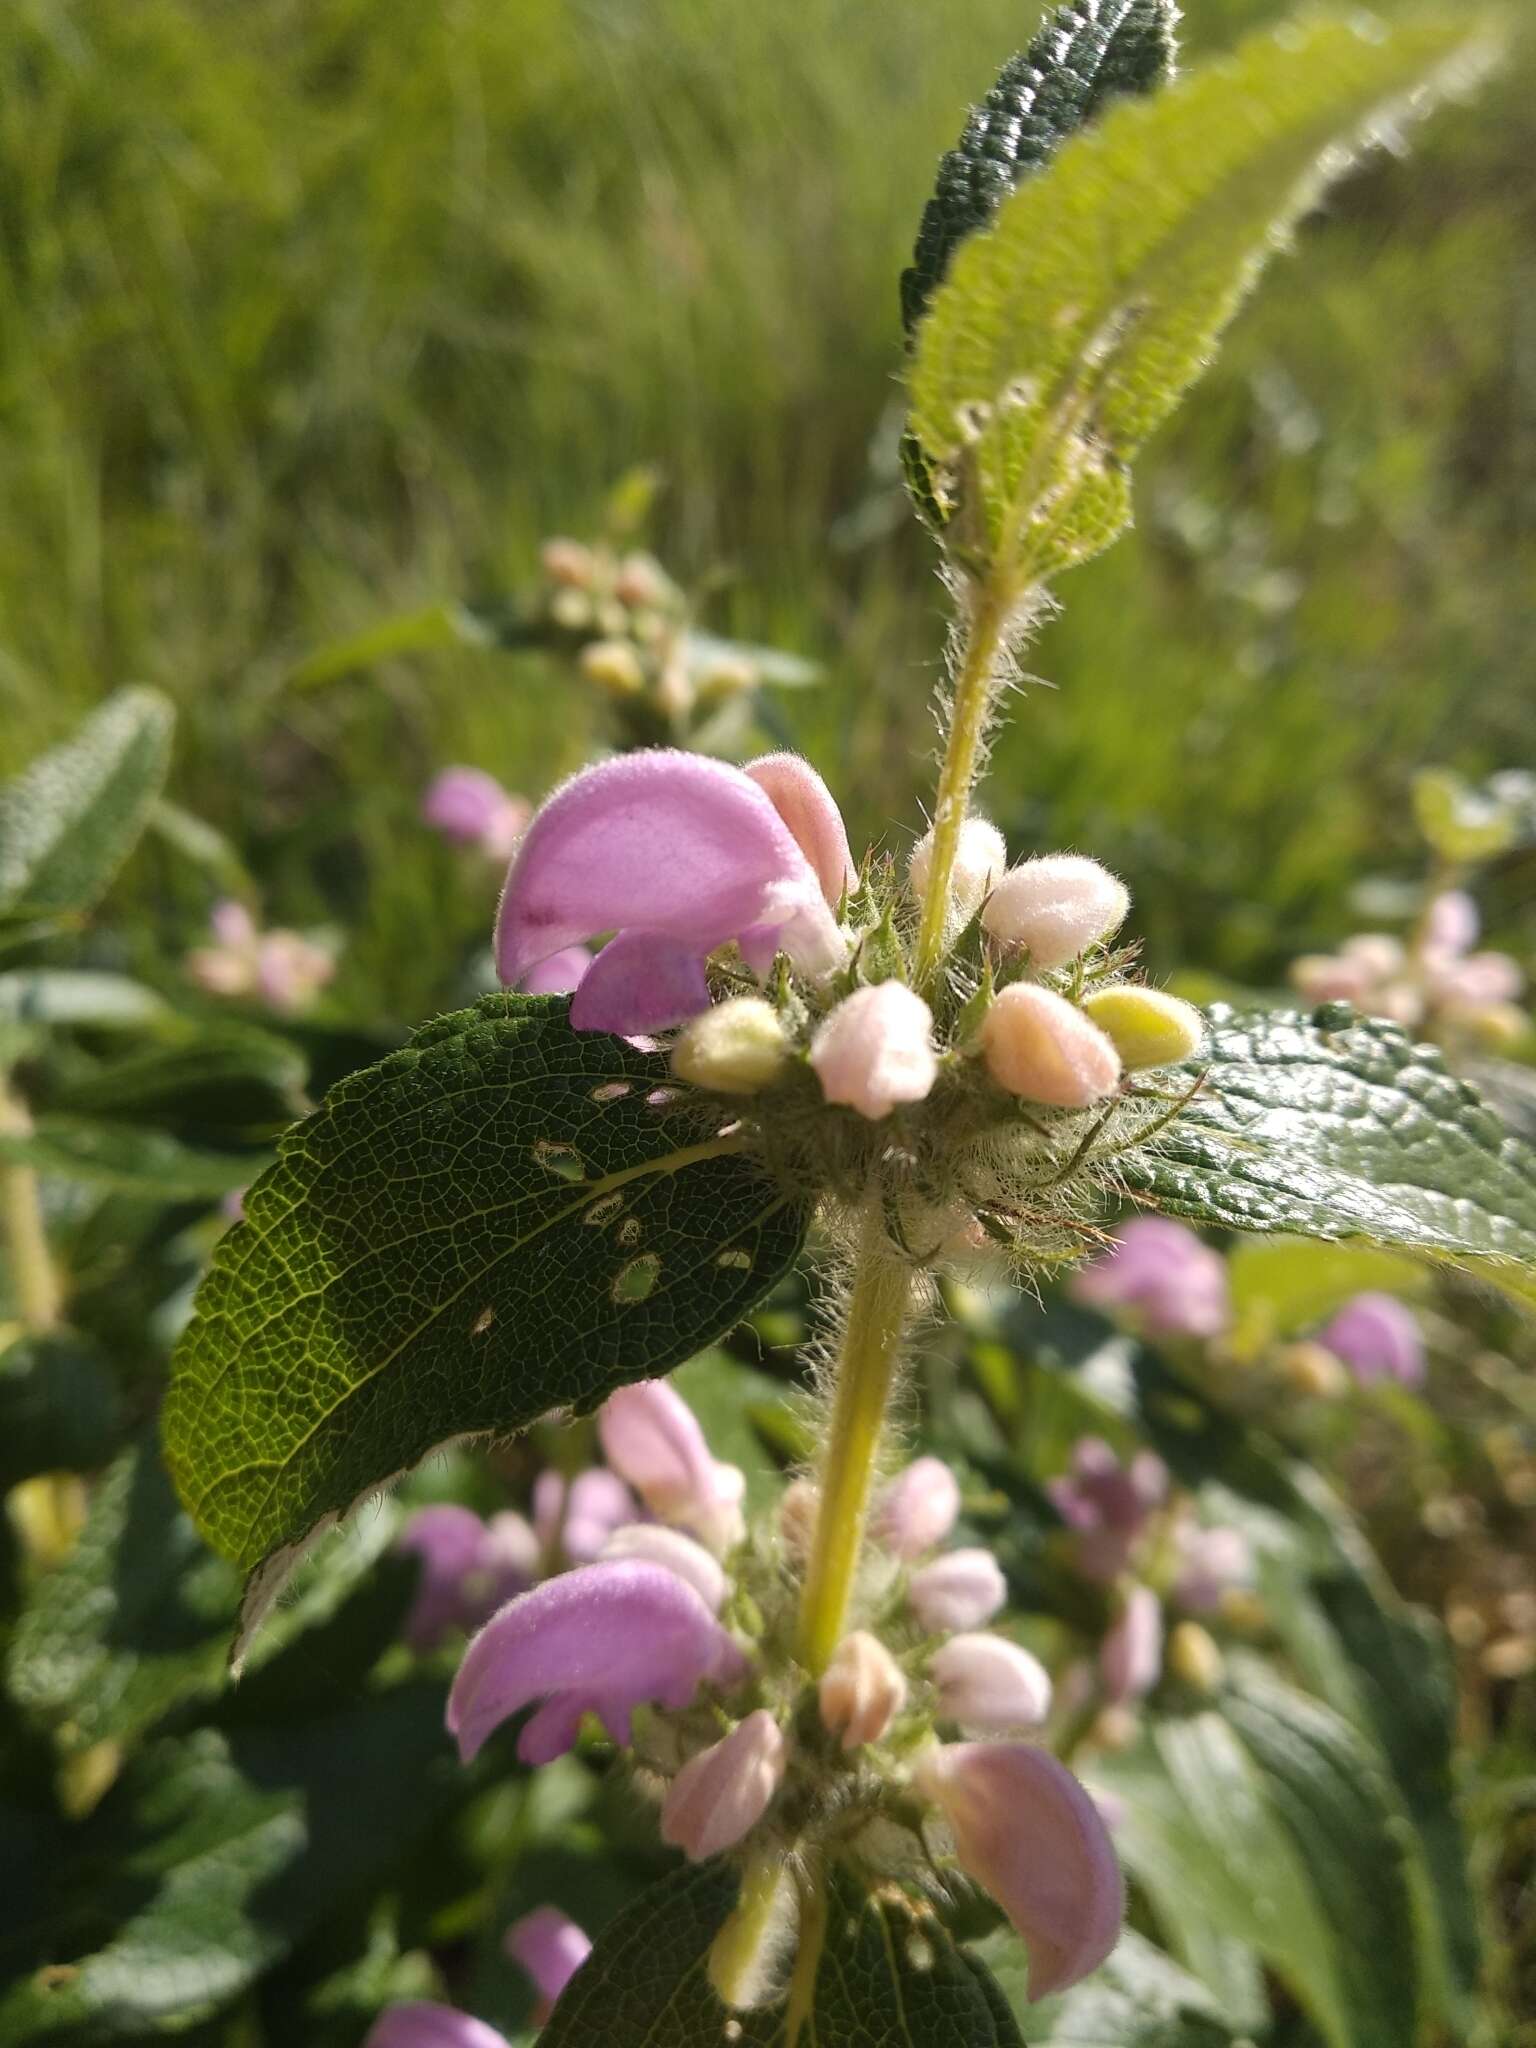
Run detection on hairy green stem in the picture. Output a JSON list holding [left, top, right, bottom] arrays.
[[795, 1206, 913, 1675], [0, 1080, 63, 1332]]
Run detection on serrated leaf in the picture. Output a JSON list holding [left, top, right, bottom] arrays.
[[162, 994, 811, 1607], [0, 689, 175, 922], [1121, 1005, 1536, 1292], [908, 12, 1497, 581], [0, 1332, 123, 1489], [540, 1863, 1024, 2048]]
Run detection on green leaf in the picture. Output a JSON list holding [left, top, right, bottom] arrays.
[[540, 1864, 1024, 2048], [974, 1923, 1238, 2046], [285, 601, 493, 689], [0, 1117, 259, 1198], [901, 0, 1179, 334], [1120, 1005, 1536, 1291], [0, 689, 175, 922], [49, 1027, 310, 1138], [162, 994, 811, 1616], [907, 12, 1497, 581], [0, 971, 171, 1033], [0, 1333, 123, 1489], [1225, 1236, 1429, 1340]]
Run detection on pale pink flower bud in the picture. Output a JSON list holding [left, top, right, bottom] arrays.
[[660, 1709, 786, 1862], [613, 551, 674, 609], [421, 768, 529, 859], [809, 983, 938, 1120], [980, 984, 1121, 1107], [908, 1547, 1008, 1632], [743, 753, 858, 907], [1100, 1585, 1164, 1704], [210, 899, 258, 950], [908, 816, 1008, 932], [599, 1380, 746, 1553], [1171, 1523, 1253, 1614], [1434, 951, 1524, 1008], [255, 930, 335, 1013], [1424, 889, 1479, 958], [777, 1478, 820, 1560], [540, 537, 596, 587], [818, 1631, 908, 1750], [601, 1523, 729, 1613], [1289, 952, 1373, 1005], [914, 1742, 1123, 1998], [873, 1457, 961, 1560], [931, 1632, 1053, 1731], [981, 854, 1129, 967], [1340, 933, 1405, 981], [504, 1906, 591, 2018]]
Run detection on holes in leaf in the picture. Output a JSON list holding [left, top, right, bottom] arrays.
[[590, 1081, 632, 1103], [905, 1933, 934, 1973], [582, 1193, 625, 1228], [612, 1253, 661, 1304], [716, 1248, 751, 1271], [617, 1217, 643, 1249], [723, 2025, 742, 2044], [469, 1306, 495, 1337], [533, 1140, 586, 1182], [646, 1086, 683, 1110]]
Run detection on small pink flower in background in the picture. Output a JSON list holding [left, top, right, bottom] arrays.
[[1421, 889, 1480, 962], [1315, 1292, 1427, 1388], [532, 1467, 638, 1566], [914, 1741, 1123, 1998], [660, 1708, 787, 1861], [809, 983, 939, 1120], [187, 899, 336, 1014], [1048, 1438, 1168, 1583], [364, 2003, 510, 2048], [930, 1632, 1053, 1731], [493, 750, 847, 1035], [505, 1906, 591, 2021], [908, 1547, 1008, 1633], [873, 1456, 961, 1560], [447, 1558, 747, 1764], [422, 766, 530, 861], [599, 1380, 747, 1553], [1100, 1584, 1164, 1704], [396, 1503, 539, 1652], [1072, 1216, 1229, 1339], [1172, 1522, 1253, 1613]]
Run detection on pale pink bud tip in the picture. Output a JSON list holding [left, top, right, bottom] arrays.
[[931, 1632, 1053, 1730], [1100, 1584, 1164, 1704], [819, 1631, 908, 1750], [447, 1559, 746, 1764], [981, 984, 1121, 1108], [809, 983, 938, 1120], [505, 1906, 591, 2011], [908, 1547, 1008, 1632], [874, 1456, 961, 1559], [915, 1742, 1124, 1998], [660, 1709, 787, 1862], [599, 1380, 746, 1552], [908, 816, 1008, 931], [1316, 1292, 1426, 1388], [743, 752, 858, 907], [1072, 1216, 1229, 1340], [601, 1523, 729, 1613], [981, 854, 1130, 967], [364, 2004, 510, 2048]]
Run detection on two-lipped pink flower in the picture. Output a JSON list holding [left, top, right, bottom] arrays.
[[493, 750, 852, 1035], [532, 1467, 638, 1566], [186, 900, 335, 1014], [396, 1504, 539, 1652], [1048, 1438, 1168, 1584], [1315, 1291, 1427, 1388], [599, 1380, 747, 1553], [422, 767, 531, 862], [1072, 1217, 1229, 1339], [915, 1742, 1123, 1999], [447, 1559, 746, 1764]]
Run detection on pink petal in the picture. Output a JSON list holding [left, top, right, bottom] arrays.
[[1316, 1292, 1426, 1388], [423, 767, 517, 847], [522, 945, 592, 997], [505, 1907, 591, 2010], [364, 2004, 510, 2048], [743, 752, 858, 906], [568, 929, 713, 1034], [1100, 1585, 1164, 1703]]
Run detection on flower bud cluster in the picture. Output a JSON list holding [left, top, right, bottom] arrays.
[[186, 899, 337, 1014], [1291, 890, 1527, 1051]]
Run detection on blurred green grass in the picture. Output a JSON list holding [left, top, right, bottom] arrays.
[[1, 0, 1532, 1021]]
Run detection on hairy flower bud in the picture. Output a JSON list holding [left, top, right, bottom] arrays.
[[579, 638, 647, 697], [980, 985, 1121, 1107], [908, 1547, 1008, 1632], [777, 1478, 820, 1561], [931, 1632, 1053, 1731], [809, 983, 938, 1120], [671, 996, 790, 1096], [819, 1631, 908, 1750], [874, 1456, 961, 1559], [1167, 1621, 1225, 1694], [981, 854, 1129, 967], [1279, 1340, 1349, 1399], [1171, 1523, 1252, 1615], [1081, 985, 1204, 1070], [1100, 1585, 1163, 1704], [908, 816, 1007, 932], [660, 1710, 787, 1862]]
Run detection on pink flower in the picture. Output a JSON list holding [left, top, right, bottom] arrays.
[[819, 1631, 908, 1750], [598, 1380, 746, 1553], [743, 752, 858, 907], [908, 1548, 1008, 1633], [981, 854, 1130, 968], [1423, 889, 1479, 959], [809, 983, 938, 1120], [254, 930, 336, 1012], [1100, 1585, 1164, 1703], [505, 1906, 591, 2018], [914, 1742, 1123, 1998], [930, 1633, 1053, 1730], [396, 1503, 538, 1652], [187, 901, 335, 1013], [532, 1467, 639, 1565], [522, 945, 593, 996], [1316, 1292, 1427, 1388], [980, 985, 1121, 1107], [601, 1523, 729, 1613], [1047, 1438, 1168, 1584], [422, 767, 530, 861], [493, 750, 847, 1035], [364, 2006, 509, 2048], [873, 1457, 961, 1560], [1171, 1523, 1253, 1614], [660, 1709, 787, 1861], [1072, 1217, 1229, 1339], [447, 1559, 747, 1764]]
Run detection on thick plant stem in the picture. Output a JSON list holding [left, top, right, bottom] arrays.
[[0, 1081, 63, 1332], [913, 581, 1012, 987], [795, 1206, 912, 1675]]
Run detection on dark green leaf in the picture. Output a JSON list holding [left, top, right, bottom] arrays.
[[0, 689, 175, 923], [974, 1924, 1238, 2046], [541, 1863, 1024, 2048], [49, 1027, 310, 1138], [1122, 1005, 1536, 1293], [0, 1117, 259, 1198], [0, 971, 171, 1033], [162, 994, 811, 1616], [0, 1333, 123, 1489]]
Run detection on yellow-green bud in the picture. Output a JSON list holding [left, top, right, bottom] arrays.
[[1167, 1621, 1225, 1694], [1082, 985, 1205, 1070], [1279, 1341, 1347, 1400], [579, 638, 646, 697], [671, 998, 789, 1096]]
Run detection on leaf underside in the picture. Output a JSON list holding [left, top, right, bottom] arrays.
[[162, 994, 810, 1583]]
